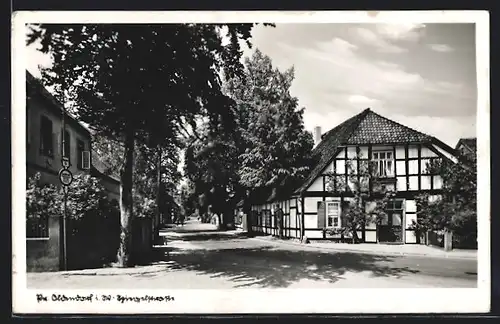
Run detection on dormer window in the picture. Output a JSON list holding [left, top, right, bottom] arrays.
[[372, 150, 394, 178]]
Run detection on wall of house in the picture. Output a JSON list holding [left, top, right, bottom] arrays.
[[27, 94, 91, 180], [314, 144, 443, 194], [250, 197, 301, 238], [26, 215, 61, 272], [249, 143, 452, 243]]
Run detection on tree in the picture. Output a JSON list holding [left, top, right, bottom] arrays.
[[27, 23, 270, 266], [325, 153, 396, 243], [183, 49, 314, 228], [410, 155, 477, 249], [228, 49, 314, 190]]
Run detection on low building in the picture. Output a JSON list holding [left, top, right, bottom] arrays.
[[455, 137, 477, 161], [247, 108, 459, 245]]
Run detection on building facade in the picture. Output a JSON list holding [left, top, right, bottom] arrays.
[[247, 108, 458, 245], [26, 71, 120, 271]]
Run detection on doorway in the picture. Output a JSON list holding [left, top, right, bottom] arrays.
[[378, 199, 404, 243]]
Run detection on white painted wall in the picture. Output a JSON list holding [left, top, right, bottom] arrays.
[[304, 197, 322, 213], [421, 175, 432, 190], [406, 200, 416, 213], [304, 214, 317, 228], [396, 177, 407, 191], [290, 209, 297, 227], [408, 145, 419, 158], [395, 146, 406, 159], [365, 231, 377, 242], [307, 176, 323, 191], [433, 175, 443, 189], [432, 144, 458, 163], [405, 230, 417, 243]]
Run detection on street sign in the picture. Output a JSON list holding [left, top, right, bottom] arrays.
[[59, 168, 73, 186], [62, 158, 70, 168]]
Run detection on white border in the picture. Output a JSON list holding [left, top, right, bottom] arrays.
[[12, 10, 490, 314]]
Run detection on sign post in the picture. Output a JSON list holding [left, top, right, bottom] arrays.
[[59, 167, 72, 271]]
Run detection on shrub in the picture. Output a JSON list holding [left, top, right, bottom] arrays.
[[26, 172, 120, 270]]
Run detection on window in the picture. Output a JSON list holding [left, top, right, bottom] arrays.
[[40, 116, 53, 157], [386, 199, 403, 210], [372, 151, 394, 178], [63, 130, 71, 162], [326, 201, 340, 228], [77, 139, 85, 169]]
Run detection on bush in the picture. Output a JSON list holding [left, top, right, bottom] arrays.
[[26, 173, 59, 238], [26, 172, 120, 270]]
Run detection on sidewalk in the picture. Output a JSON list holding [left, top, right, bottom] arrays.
[[253, 235, 477, 260], [160, 223, 477, 261]]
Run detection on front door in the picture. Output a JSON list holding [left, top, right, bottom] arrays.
[[378, 200, 404, 243]]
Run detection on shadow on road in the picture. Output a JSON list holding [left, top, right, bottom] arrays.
[[149, 245, 421, 288]]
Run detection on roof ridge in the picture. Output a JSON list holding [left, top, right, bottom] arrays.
[[366, 109, 432, 142], [342, 107, 373, 144]]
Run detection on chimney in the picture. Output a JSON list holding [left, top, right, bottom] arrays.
[[314, 126, 322, 146]]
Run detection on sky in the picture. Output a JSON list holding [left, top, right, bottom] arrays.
[[241, 23, 477, 147], [25, 23, 477, 148]]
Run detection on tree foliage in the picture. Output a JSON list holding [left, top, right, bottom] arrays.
[[183, 49, 314, 226], [27, 23, 266, 266], [26, 172, 120, 268], [410, 154, 477, 244], [226, 49, 314, 189]]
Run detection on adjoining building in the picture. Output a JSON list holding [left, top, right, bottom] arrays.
[[26, 71, 120, 271], [246, 108, 459, 245]]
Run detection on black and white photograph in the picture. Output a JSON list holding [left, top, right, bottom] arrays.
[[12, 11, 490, 314]]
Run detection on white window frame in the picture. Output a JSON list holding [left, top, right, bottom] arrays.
[[326, 201, 341, 229], [372, 150, 394, 178]]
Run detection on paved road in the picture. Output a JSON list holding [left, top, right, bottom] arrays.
[[27, 219, 477, 289]]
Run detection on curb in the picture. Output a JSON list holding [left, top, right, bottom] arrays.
[[251, 237, 477, 261]]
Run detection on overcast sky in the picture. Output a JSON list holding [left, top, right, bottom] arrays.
[[25, 23, 477, 147], [241, 23, 477, 147]]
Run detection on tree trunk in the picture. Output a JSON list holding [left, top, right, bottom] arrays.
[[444, 229, 453, 251], [154, 146, 161, 243], [116, 128, 135, 267]]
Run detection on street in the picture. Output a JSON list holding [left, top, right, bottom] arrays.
[[27, 219, 477, 289]]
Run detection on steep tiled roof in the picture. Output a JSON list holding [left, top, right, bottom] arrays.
[[293, 108, 449, 195], [248, 107, 457, 205], [456, 138, 477, 153], [346, 109, 432, 144], [26, 71, 91, 136], [293, 109, 370, 194]]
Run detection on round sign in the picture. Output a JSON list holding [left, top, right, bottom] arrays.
[[59, 168, 73, 186]]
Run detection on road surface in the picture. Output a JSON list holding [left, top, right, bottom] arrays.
[[27, 219, 477, 289]]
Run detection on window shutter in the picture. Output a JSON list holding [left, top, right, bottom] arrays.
[[52, 132, 58, 157], [317, 201, 326, 228], [340, 203, 347, 228], [82, 151, 91, 170]]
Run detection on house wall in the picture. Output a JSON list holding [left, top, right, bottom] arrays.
[[250, 143, 452, 244], [26, 215, 61, 272], [27, 94, 92, 180], [317, 144, 443, 193], [250, 197, 301, 238]]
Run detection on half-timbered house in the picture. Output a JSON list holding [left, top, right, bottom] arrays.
[[247, 108, 459, 245]]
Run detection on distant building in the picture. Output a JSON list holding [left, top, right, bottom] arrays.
[[455, 138, 477, 161]]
